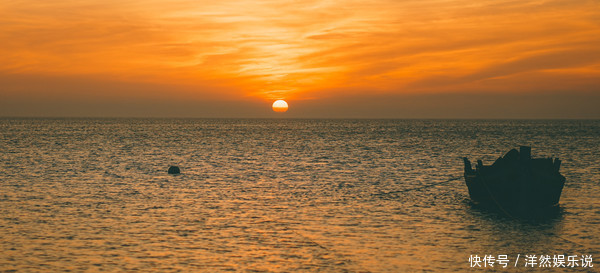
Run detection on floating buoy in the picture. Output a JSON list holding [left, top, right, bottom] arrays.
[[168, 166, 180, 174]]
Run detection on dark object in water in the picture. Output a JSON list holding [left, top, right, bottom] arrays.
[[463, 146, 565, 218], [168, 166, 181, 174]]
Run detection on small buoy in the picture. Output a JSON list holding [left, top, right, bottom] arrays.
[[168, 166, 180, 174]]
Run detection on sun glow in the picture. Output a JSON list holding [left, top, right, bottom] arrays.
[[272, 100, 288, 113], [1, 1, 599, 118]]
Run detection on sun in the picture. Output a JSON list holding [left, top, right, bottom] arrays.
[[272, 100, 288, 113]]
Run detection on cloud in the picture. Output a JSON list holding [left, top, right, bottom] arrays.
[[0, 0, 599, 117]]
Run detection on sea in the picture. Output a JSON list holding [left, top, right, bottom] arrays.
[[1, 118, 598, 272]]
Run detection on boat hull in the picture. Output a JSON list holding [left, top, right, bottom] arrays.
[[463, 146, 566, 218]]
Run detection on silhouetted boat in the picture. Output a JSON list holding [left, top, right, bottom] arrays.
[[463, 146, 566, 218]]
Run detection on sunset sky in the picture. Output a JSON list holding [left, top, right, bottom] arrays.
[[1, 0, 599, 118]]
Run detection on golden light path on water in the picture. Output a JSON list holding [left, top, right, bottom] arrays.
[[0, 119, 598, 271]]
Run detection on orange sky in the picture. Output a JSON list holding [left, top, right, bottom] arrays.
[[1, 0, 599, 117]]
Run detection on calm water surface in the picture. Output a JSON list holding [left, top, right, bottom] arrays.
[[1, 119, 599, 272]]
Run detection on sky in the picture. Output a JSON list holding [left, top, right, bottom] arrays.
[[1, 0, 599, 118]]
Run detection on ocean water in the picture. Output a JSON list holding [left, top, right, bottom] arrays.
[[1, 118, 598, 272]]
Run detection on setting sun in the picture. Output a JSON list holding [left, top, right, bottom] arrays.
[[272, 100, 289, 113], [0, 0, 598, 118]]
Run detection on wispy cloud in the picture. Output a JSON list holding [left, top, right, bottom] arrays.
[[1, 0, 599, 103]]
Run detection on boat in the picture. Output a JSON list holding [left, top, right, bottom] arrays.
[[463, 146, 566, 218]]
